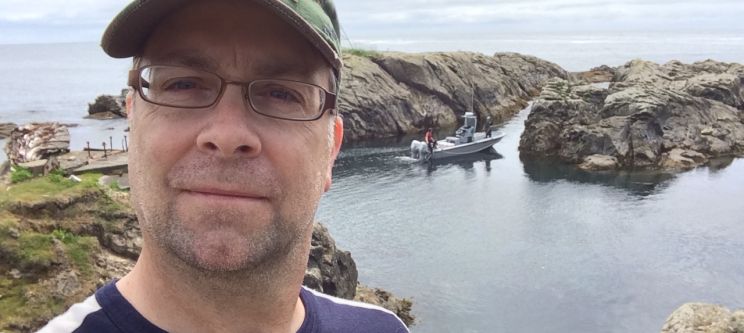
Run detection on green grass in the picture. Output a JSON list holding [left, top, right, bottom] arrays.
[[0, 173, 101, 205], [0, 276, 66, 331], [63, 236, 97, 276], [0, 277, 27, 328], [344, 48, 382, 58], [10, 165, 33, 184], [50, 229, 97, 275], [16, 233, 57, 269]]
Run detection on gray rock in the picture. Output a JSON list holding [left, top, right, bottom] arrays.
[[339, 52, 568, 140], [732, 311, 744, 332], [87, 92, 126, 119], [356, 284, 415, 326], [661, 303, 744, 333], [578, 154, 619, 171], [0, 122, 17, 139], [5, 123, 71, 164], [303, 223, 358, 300], [520, 59, 744, 171]]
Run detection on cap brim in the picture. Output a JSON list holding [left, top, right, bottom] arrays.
[[101, 0, 341, 70]]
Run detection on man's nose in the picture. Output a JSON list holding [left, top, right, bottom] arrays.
[[195, 85, 262, 158]]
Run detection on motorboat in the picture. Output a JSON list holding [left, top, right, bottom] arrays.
[[411, 112, 505, 162]]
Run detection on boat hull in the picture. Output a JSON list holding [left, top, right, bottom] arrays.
[[411, 132, 505, 161]]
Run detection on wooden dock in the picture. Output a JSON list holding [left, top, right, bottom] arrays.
[[71, 152, 128, 175]]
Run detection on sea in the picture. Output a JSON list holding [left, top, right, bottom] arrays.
[[1, 34, 743, 333]]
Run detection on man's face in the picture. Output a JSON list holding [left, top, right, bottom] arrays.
[[127, 0, 342, 273]]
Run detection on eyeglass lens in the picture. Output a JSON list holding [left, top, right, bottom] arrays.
[[139, 65, 327, 120]]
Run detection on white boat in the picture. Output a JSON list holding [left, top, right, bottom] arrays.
[[411, 112, 505, 162]]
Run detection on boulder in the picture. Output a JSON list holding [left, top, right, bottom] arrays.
[[356, 284, 415, 327], [4, 123, 71, 165], [303, 223, 358, 300], [578, 154, 619, 171], [661, 303, 744, 333], [574, 65, 617, 83], [520, 59, 744, 171], [87, 90, 127, 119], [339, 51, 568, 140]]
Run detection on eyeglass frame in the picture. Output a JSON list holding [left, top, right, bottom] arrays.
[[127, 65, 338, 121]]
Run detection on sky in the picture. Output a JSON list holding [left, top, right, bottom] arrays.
[[0, 0, 743, 45]]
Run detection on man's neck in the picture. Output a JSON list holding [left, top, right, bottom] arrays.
[[116, 239, 310, 333]]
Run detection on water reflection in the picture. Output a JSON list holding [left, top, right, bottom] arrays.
[[424, 150, 504, 175], [520, 155, 676, 196]]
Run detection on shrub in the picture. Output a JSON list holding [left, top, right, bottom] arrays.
[[345, 48, 382, 58]]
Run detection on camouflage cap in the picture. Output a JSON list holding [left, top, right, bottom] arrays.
[[101, 0, 342, 71]]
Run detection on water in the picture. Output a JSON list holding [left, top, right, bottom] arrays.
[[1, 38, 743, 332], [0, 43, 131, 164], [317, 108, 744, 332]]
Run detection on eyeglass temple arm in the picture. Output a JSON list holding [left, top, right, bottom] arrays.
[[128, 70, 151, 89], [324, 92, 338, 114]]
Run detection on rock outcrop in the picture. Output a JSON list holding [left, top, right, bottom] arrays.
[[0, 175, 413, 332], [339, 52, 568, 140], [520, 59, 744, 171], [4, 123, 71, 165], [661, 303, 744, 333], [304, 223, 357, 300], [574, 65, 617, 83], [87, 90, 127, 119], [0, 123, 16, 139]]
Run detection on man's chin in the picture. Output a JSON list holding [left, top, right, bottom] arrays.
[[169, 228, 283, 273]]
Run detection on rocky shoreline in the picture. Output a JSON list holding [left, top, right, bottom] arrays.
[[520, 59, 744, 171]]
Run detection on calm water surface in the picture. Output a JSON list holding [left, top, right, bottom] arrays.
[[317, 108, 744, 333]]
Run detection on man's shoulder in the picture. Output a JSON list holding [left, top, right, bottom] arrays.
[[36, 292, 113, 333], [37, 281, 163, 333], [301, 287, 409, 333]]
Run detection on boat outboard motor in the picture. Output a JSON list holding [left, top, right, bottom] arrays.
[[410, 140, 427, 160]]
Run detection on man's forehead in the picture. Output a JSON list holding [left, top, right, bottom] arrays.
[[142, 49, 318, 79]]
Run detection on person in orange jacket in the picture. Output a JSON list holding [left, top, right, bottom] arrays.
[[425, 128, 437, 155]]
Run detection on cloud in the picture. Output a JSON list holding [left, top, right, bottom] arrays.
[[336, 0, 744, 36], [0, 0, 742, 44]]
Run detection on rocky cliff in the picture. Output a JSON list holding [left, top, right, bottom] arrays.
[[520, 59, 744, 171], [0, 174, 413, 332], [339, 52, 568, 140]]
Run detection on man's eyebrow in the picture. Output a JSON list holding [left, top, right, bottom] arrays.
[[148, 51, 219, 72], [252, 60, 315, 79]]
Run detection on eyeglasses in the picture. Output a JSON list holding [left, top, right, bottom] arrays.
[[128, 65, 337, 121]]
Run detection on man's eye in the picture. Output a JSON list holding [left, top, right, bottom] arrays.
[[163, 78, 199, 91], [269, 89, 300, 103]]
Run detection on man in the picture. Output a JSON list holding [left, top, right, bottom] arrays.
[[424, 128, 437, 156], [39, 1, 409, 332]]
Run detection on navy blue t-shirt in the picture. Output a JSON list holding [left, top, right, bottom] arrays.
[[38, 282, 409, 333]]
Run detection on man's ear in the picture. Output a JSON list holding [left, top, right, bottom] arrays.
[[323, 115, 344, 192]]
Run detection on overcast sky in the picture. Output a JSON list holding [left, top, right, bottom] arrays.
[[0, 0, 742, 44]]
